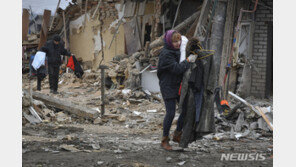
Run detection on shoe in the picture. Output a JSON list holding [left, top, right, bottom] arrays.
[[50, 89, 54, 93], [172, 130, 182, 143], [161, 136, 172, 151], [52, 91, 58, 94]]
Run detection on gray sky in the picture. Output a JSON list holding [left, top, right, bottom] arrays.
[[22, 0, 71, 15]]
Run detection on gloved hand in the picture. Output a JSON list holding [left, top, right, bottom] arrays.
[[187, 54, 197, 62]]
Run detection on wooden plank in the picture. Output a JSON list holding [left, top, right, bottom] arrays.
[[172, 0, 182, 28], [84, 0, 88, 28], [138, 0, 146, 16], [218, 0, 236, 87], [91, 0, 102, 19], [38, 10, 51, 50], [49, 0, 61, 31], [193, 0, 211, 40], [256, 106, 273, 131], [185, 16, 199, 38], [62, 11, 69, 73], [124, 0, 136, 17], [124, 17, 142, 55], [22, 8, 30, 41], [24, 90, 100, 120], [149, 10, 201, 49], [228, 91, 273, 131]]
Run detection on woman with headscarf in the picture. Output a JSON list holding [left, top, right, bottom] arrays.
[[157, 30, 197, 150]]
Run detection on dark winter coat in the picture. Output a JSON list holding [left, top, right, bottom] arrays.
[[157, 40, 190, 100], [41, 40, 71, 66], [178, 51, 216, 148]]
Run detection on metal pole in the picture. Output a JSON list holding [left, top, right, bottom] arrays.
[[99, 65, 108, 116]]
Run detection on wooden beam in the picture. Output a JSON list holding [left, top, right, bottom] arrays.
[[256, 106, 273, 131], [38, 10, 51, 50], [149, 10, 201, 49], [91, 0, 102, 19], [228, 91, 273, 131], [22, 8, 30, 41], [84, 0, 88, 28], [218, 0, 236, 88], [49, 0, 61, 31], [62, 11, 69, 73], [172, 0, 182, 29], [193, 0, 211, 39], [24, 90, 100, 120]]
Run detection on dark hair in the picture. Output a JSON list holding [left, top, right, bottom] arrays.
[[53, 35, 61, 42]]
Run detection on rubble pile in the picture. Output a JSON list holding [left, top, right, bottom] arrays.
[[208, 97, 273, 141]]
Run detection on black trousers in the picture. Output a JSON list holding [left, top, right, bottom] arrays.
[[163, 98, 186, 137], [36, 66, 47, 91], [48, 64, 60, 91]]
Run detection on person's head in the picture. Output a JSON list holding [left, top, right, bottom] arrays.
[[164, 30, 182, 50], [53, 35, 61, 45], [171, 32, 181, 49]]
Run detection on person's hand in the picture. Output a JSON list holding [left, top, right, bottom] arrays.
[[71, 53, 75, 57], [187, 54, 197, 62]]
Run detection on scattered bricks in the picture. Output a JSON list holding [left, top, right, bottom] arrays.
[[254, 45, 262, 49], [254, 36, 264, 41], [259, 25, 267, 30], [256, 13, 266, 18], [266, 14, 273, 18], [253, 52, 263, 57], [261, 10, 271, 14], [259, 41, 267, 45], [255, 22, 265, 26], [256, 30, 267, 34], [259, 34, 268, 37], [258, 64, 267, 68], [259, 48, 267, 53]]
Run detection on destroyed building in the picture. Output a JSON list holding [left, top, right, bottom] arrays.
[[22, 0, 273, 99], [22, 0, 273, 166]]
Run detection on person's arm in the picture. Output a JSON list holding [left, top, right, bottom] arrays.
[[59, 42, 72, 57], [160, 54, 190, 75], [61, 46, 72, 57]]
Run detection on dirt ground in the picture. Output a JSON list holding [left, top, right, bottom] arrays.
[[22, 73, 273, 167]]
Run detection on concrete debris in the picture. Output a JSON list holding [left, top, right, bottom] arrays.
[[60, 144, 80, 152], [91, 144, 101, 150], [21, 1, 273, 166], [166, 157, 172, 163], [97, 161, 104, 165], [56, 112, 71, 122], [147, 109, 157, 113], [235, 112, 244, 132], [177, 161, 186, 166], [93, 117, 103, 125]]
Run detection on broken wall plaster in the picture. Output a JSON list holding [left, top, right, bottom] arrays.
[[69, 13, 90, 35], [93, 30, 106, 53], [70, 16, 125, 68]]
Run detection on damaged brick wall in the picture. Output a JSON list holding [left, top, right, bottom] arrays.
[[250, 0, 273, 98]]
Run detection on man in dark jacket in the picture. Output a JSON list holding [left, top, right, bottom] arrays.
[[41, 35, 72, 94], [157, 30, 197, 150]]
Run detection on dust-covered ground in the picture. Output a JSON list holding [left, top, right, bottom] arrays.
[[22, 72, 273, 167]]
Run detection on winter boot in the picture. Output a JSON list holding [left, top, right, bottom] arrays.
[[161, 136, 172, 151], [172, 130, 182, 143]]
